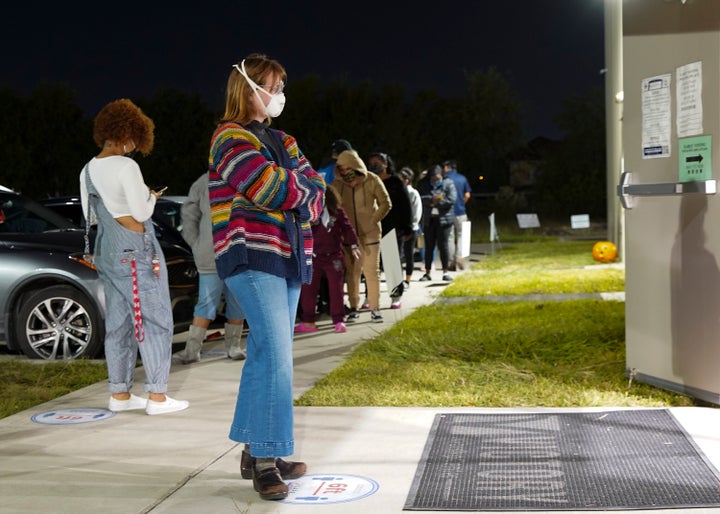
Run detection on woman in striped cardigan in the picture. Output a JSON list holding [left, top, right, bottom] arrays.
[[208, 53, 325, 501]]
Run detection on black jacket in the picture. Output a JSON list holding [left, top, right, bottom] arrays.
[[381, 174, 413, 237]]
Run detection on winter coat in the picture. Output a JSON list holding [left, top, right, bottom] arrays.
[[331, 151, 391, 245]]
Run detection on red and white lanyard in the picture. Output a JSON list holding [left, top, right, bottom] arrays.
[[130, 255, 145, 344]]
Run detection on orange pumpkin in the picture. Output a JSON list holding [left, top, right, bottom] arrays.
[[592, 241, 617, 263]]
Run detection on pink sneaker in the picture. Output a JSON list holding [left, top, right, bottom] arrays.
[[361, 302, 371, 310], [294, 324, 318, 333], [391, 301, 402, 309], [334, 322, 347, 333]]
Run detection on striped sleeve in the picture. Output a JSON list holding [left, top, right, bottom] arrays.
[[210, 123, 323, 216]]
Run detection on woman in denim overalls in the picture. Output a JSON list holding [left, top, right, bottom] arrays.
[[80, 99, 188, 416]]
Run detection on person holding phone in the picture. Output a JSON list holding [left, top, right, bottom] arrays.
[[417, 164, 457, 282], [79, 98, 189, 416]]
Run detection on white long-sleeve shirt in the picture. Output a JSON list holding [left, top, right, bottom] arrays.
[[407, 184, 422, 232], [80, 156, 156, 223]]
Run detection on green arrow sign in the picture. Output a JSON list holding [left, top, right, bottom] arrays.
[[678, 135, 712, 182]]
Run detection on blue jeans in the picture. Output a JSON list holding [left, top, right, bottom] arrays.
[[225, 270, 301, 457], [194, 273, 244, 320]]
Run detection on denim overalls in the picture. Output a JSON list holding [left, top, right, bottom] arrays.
[[85, 166, 173, 394]]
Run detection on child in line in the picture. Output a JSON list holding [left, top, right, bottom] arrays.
[[296, 185, 360, 333]]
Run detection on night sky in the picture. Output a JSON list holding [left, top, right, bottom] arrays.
[[1, 1, 605, 140]]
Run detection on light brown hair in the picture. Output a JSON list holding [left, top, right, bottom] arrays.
[[220, 53, 287, 125]]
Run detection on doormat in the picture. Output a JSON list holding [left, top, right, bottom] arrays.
[[404, 410, 720, 511]]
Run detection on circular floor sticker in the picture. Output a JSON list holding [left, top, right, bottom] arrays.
[[283, 474, 379, 505], [31, 408, 116, 425]]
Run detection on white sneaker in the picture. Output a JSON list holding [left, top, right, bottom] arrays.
[[146, 396, 189, 416], [108, 394, 147, 412]]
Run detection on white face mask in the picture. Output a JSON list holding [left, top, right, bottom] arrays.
[[233, 61, 286, 118]]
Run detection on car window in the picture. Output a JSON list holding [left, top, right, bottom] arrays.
[[44, 204, 85, 226], [155, 201, 184, 232], [0, 193, 78, 233]]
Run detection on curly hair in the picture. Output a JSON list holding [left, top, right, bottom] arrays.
[[93, 98, 155, 155], [221, 53, 287, 125]]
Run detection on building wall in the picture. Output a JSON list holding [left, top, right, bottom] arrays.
[[623, 0, 720, 402]]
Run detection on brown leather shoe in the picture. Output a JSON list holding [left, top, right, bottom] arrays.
[[241, 449, 307, 480], [252, 466, 288, 501], [276, 457, 307, 479]]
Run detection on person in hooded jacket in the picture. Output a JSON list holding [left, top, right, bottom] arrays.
[[331, 149, 391, 323], [316, 139, 352, 185]]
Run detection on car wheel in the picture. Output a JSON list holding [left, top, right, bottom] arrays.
[[15, 285, 105, 360]]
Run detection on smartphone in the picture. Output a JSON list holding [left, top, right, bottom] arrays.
[[152, 186, 168, 194]]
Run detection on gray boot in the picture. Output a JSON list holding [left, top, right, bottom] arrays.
[[179, 324, 206, 364], [225, 323, 246, 360]]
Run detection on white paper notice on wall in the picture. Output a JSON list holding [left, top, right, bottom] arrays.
[[676, 61, 703, 138], [642, 73, 672, 159], [516, 213, 540, 229], [571, 214, 590, 229]]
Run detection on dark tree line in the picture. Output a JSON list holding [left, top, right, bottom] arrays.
[[534, 86, 607, 219], [0, 71, 606, 221]]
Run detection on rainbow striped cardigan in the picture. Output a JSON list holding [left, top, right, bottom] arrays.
[[208, 122, 325, 284]]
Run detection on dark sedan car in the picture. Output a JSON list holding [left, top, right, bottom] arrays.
[[40, 195, 188, 252], [0, 187, 197, 360]]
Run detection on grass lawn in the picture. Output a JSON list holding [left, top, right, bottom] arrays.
[[296, 239, 698, 408], [0, 360, 107, 419]]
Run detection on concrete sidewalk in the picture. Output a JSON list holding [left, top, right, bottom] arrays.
[[1, 247, 720, 514]]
